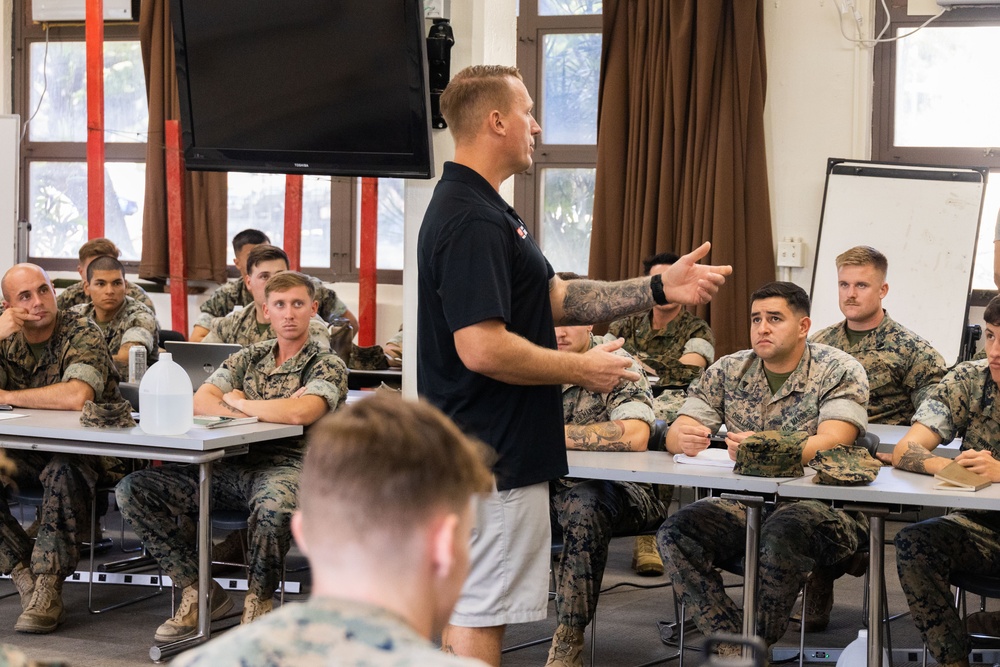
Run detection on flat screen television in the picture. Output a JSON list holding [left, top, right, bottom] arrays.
[[169, 0, 434, 178]]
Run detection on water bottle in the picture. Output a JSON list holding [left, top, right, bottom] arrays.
[[138, 352, 193, 435], [836, 629, 889, 666], [128, 345, 147, 383]]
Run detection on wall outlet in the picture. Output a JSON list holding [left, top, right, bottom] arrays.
[[777, 241, 805, 268]]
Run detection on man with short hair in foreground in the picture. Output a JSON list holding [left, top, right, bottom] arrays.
[[118, 271, 348, 641], [888, 295, 1000, 667], [658, 281, 869, 659], [171, 395, 493, 667]]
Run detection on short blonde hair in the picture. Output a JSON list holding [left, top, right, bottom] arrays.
[[264, 271, 315, 301], [835, 246, 888, 278], [78, 238, 121, 263], [440, 65, 522, 143]]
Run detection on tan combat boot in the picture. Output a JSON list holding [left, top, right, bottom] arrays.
[[9, 562, 35, 611], [14, 574, 64, 633], [631, 534, 665, 576], [545, 624, 584, 667], [241, 592, 273, 624], [154, 580, 234, 642]]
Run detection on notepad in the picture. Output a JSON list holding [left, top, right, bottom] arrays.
[[192, 415, 259, 429], [673, 449, 735, 469], [933, 461, 992, 492]]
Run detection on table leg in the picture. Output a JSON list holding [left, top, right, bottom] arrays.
[[720, 493, 765, 643], [149, 459, 214, 662], [847, 503, 889, 667]]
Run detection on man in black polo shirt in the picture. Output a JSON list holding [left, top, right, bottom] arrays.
[[417, 64, 731, 666]]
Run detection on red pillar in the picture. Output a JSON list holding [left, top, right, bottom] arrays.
[[283, 175, 303, 271], [358, 178, 378, 346], [86, 0, 105, 238], [164, 121, 189, 336]]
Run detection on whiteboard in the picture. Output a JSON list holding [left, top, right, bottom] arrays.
[[808, 159, 986, 367]]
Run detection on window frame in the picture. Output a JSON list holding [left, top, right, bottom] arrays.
[[13, 5, 404, 285], [515, 0, 601, 256], [872, 5, 1000, 169]]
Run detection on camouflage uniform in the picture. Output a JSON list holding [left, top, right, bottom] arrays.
[[0, 311, 123, 578], [171, 597, 487, 667], [194, 278, 349, 330], [57, 279, 156, 314], [72, 296, 160, 376], [202, 302, 331, 351], [551, 334, 666, 630], [657, 342, 869, 647], [609, 309, 714, 424], [894, 359, 1000, 665], [117, 339, 347, 600], [810, 311, 946, 425]]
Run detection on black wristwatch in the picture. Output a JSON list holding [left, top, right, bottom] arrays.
[[650, 274, 669, 306]]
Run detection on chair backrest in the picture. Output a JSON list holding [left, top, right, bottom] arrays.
[[158, 329, 187, 344], [855, 431, 880, 456], [648, 419, 668, 452]]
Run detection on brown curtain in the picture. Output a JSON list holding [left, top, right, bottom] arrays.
[[138, 0, 228, 283], [590, 0, 774, 356]]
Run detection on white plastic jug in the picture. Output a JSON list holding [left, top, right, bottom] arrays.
[[138, 352, 193, 435], [837, 629, 889, 666]]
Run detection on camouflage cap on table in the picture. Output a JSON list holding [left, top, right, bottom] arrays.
[[808, 444, 882, 485], [733, 430, 807, 478]]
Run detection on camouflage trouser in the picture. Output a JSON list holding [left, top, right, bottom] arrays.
[[895, 510, 1000, 665], [550, 479, 666, 629], [658, 497, 861, 646], [116, 448, 302, 599], [0, 451, 119, 577]]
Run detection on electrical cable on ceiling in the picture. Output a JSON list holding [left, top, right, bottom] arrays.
[[836, 0, 946, 48]]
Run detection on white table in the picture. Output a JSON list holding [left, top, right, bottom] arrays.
[[868, 423, 961, 458], [779, 467, 1000, 667], [0, 410, 302, 661], [567, 450, 783, 642]]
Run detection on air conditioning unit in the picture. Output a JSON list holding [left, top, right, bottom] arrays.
[[938, 0, 1000, 7], [32, 0, 136, 22]]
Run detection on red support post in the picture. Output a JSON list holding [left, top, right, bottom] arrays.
[[358, 178, 378, 346], [164, 121, 189, 336], [283, 175, 303, 271], [86, 0, 105, 238]]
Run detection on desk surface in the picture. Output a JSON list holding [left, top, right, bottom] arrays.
[[566, 450, 782, 493], [0, 410, 302, 454]]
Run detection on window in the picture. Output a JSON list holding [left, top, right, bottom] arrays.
[[873, 6, 1000, 293], [15, 7, 404, 284], [517, 0, 602, 275]]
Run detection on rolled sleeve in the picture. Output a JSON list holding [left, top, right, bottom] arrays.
[[912, 397, 958, 444], [300, 379, 343, 411], [677, 395, 723, 433], [818, 398, 868, 435], [121, 326, 155, 353], [608, 399, 655, 428], [194, 312, 214, 330], [205, 368, 237, 395], [63, 362, 105, 399], [683, 337, 715, 364]]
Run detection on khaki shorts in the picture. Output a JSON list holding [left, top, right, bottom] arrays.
[[449, 481, 550, 627]]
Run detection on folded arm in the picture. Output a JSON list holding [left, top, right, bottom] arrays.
[[0, 378, 94, 410], [888, 422, 949, 475]]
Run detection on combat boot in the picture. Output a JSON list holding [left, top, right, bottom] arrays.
[[545, 624, 584, 667], [154, 580, 234, 642], [14, 574, 64, 634], [9, 562, 35, 611], [798, 572, 834, 632], [240, 592, 273, 624], [631, 535, 665, 576]]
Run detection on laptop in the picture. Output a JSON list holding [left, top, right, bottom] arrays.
[[163, 341, 243, 390]]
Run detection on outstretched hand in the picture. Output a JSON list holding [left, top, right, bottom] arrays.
[[578, 337, 641, 394], [662, 242, 732, 306]]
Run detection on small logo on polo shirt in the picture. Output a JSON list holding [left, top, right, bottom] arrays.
[[516, 225, 527, 239]]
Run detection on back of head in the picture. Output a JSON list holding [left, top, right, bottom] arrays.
[[440, 64, 522, 144], [264, 270, 315, 301], [78, 238, 120, 263], [245, 244, 289, 275], [86, 255, 125, 283], [835, 245, 888, 279], [232, 229, 271, 255], [299, 395, 493, 554], [642, 251, 680, 275], [750, 281, 811, 317]]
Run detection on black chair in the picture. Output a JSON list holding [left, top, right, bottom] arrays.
[[158, 329, 186, 344]]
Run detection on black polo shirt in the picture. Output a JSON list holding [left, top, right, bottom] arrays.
[[417, 162, 567, 491]]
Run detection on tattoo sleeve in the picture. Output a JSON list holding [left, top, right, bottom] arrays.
[[559, 277, 655, 326], [218, 400, 244, 415], [896, 441, 934, 475], [566, 420, 630, 451]]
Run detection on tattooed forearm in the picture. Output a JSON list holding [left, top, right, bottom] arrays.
[[218, 400, 244, 415], [896, 441, 934, 475], [559, 277, 655, 325], [566, 421, 630, 451]]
